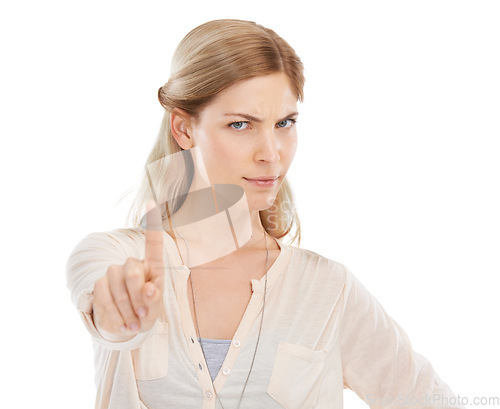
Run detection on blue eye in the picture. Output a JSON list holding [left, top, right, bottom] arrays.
[[277, 119, 296, 128], [229, 121, 249, 130]]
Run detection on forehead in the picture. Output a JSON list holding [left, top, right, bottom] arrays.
[[201, 72, 298, 118]]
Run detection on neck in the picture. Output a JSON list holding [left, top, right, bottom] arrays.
[[243, 210, 269, 249], [164, 187, 271, 267]]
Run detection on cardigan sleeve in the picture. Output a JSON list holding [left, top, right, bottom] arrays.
[[339, 267, 466, 409], [66, 228, 155, 351]]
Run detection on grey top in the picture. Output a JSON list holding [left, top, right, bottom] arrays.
[[198, 337, 232, 381]]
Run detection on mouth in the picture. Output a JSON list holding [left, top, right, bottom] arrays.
[[243, 176, 280, 188]]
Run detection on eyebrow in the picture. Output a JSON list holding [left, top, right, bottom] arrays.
[[223, 112, 299, 123]]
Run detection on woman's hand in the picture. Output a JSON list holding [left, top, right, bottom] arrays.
[[92, 203, 165, 338]]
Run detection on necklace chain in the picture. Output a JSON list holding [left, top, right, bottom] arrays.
[[175, 228, 269, 409]]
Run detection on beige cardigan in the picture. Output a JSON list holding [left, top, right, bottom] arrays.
[[66, 227, 465, 409]]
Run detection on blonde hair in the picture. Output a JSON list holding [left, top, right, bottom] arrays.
[[127, 19, 304, 246]]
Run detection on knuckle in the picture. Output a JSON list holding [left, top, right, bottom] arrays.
[[125, 265, 143, 279], [92, 304, 103, 320], [107, 264, 121, 277], [93, 282, 107, 302], [125, 257, 141, 267], [93, 299, 103, 313], [93, 279, 103, 294]]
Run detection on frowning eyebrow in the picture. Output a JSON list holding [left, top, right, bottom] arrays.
[[223, 112, 299, 123]]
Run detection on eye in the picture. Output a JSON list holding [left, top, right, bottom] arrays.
[[277, 119, 297, 128], [229, 121, 249, 130]]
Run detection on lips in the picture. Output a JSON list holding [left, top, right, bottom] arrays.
[[243, 176, 279, 181], [243, 176, 279, 188]]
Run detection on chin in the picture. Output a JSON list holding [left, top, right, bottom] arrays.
[[247, 195, 278, 213]]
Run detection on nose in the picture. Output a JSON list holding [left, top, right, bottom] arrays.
[[255, 128, 281, 163]]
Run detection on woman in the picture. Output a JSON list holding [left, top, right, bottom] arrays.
[[67, 19, 464, 409]]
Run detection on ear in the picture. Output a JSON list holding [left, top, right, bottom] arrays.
[[170, 108, 195, 150]]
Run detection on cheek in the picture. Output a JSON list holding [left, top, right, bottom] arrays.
[[211, 143, 239, 166], [282, 136, 298, 166], [195, 130, 223, 164], [198, 137, 241, 177]]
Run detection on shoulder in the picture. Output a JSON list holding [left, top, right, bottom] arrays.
[[94, 226, 145, 243], [101, 227, 146, 248], [283, 245, 381, 304], [281, 243, 350, 287], [69, 227, 147, 261], [284, 243, 348, 274]]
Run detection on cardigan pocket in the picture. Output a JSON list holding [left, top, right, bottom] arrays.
[[131, 320, 169, 380], [266, 341, 327, 409]]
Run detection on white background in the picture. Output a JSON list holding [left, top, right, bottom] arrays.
[[1, 0, 499, 408]]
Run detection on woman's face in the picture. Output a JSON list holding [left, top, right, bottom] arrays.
[[187, 72, 299, 212]]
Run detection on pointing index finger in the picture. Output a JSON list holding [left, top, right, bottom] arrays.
[[144, 201, 164, 281]]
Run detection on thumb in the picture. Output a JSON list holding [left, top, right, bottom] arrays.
[[140, 281, 163, 327], [143, 281, 163, 305]]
